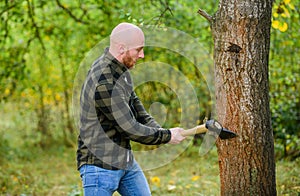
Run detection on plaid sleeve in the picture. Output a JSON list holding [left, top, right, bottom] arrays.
[[95, 82, 171, 145], [130, 92, 161, 128]]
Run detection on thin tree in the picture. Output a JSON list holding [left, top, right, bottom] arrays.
[[198, 0, 276, 195]]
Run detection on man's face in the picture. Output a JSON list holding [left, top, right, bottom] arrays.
[[122, 46, 144, 69]]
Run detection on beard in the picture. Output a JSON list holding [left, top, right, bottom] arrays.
[[122, 51, 135, 69]]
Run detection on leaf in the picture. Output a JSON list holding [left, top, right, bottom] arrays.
[[281, 6, 291, 18], [288, 3, 295, 10], [191, 175, 200, 181], [272, 20, 280, 29], [279, 22, 288, 32]]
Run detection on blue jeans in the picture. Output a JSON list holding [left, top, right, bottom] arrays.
[[79, 161, 151, 196]]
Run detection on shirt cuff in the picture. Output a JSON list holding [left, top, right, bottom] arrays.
[[160, 128, 172, 144]]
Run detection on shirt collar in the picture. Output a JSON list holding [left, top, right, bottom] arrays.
[[104, 47, 128, 74]]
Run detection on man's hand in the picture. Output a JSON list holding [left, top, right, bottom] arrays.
[[168, 127, 186, 144]]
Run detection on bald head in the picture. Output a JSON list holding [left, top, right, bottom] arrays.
[[110, 22, 144, 47], [109, 23, 145, 68]]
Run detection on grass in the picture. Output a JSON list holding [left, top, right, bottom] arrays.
[[144, 146, 221, 196], [0, 146, 81, 195], [1, 144, 299, 195], [276, 159, 300, 195]]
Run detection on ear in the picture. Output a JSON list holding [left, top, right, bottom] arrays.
[[119, 44, 126, 55]]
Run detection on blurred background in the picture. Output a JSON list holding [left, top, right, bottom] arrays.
[[0, 0, 299, 195]]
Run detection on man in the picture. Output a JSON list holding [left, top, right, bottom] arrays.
[[77, 22, 186, 196]]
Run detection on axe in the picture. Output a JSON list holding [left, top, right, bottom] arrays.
[[181, 119, 237, 139]]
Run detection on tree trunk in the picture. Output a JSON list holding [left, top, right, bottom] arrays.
[[210, 0, 276, 195]]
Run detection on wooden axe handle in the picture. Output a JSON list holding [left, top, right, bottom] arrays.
[[181, 124, 207, 136]]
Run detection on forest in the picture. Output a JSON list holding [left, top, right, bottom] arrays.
[[0, 0, 299, 195]]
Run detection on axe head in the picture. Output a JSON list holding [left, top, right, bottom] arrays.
[[205, 119, 238, 140]]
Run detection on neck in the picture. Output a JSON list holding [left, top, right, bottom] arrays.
[[109, 47, 123, 64]]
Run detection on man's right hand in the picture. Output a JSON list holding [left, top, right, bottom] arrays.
[[168, 127, 186, 144]]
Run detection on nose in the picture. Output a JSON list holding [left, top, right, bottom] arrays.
[[139, 49, 144, 59]]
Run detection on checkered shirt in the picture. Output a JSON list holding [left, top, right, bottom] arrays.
[[77, 48, 171, 170]]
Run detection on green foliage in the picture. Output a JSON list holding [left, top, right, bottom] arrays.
[[0, 0, 299, 179], [270, 0, 300, 160], [0, 134, 12, 163], [1, 0, 217, 148]]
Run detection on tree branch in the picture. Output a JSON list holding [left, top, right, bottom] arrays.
[[0, 3, 17, 16], [197, 8, 213, 23], [150, 0, 173, 26], [55, 0, 89, 24], [26, 0, 46, 51]]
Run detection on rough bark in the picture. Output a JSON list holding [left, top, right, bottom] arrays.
[[210, 0, 276, 195]]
